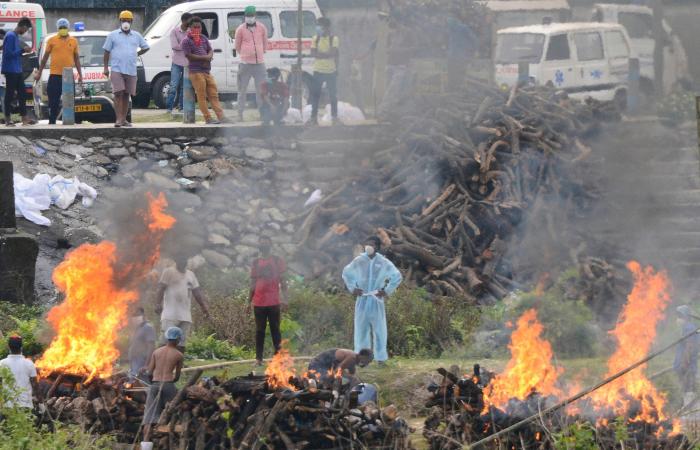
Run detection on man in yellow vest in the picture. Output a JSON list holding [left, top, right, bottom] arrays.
[[309, 17, 338, 126]]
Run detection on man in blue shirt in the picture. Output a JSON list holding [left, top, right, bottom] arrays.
[[1, 18, 35, 126], [103, 10, 149, 127]]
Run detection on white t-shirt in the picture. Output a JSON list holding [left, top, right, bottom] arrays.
[[0, 354, 37, 408], [159, 267, 200, 323]]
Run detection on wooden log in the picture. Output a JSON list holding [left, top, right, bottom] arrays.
[[158, 369, 203, 426], [463, 267, 484, 293], [391, 243, 446, 269]]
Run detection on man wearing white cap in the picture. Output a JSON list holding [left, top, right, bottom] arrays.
[[142, 326, 184, 443], [34, 18, 83, 124]]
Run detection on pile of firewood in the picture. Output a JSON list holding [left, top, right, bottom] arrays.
[[296, 80, 618, 302], [41, 371, 145, 442], [151, 372, 413, 449], [422, 367, 691, 450]]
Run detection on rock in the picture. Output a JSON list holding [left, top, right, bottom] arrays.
[[176, 157, 193, 167], [240, 138, 267, 148], [233, 245, 257, 258], [209, 158, 237, 176], [174, 136, 190, 143], [169, 191, 202, 208], [144, 172, 179, 191], [87, 154, 112, 165], [208, 221, 232, 237], [87, 137, 105, 145], [220, 146, 244, 158], [0, 135, 25, 148], [35, 140, 59, 152], [244, 147, 275, 161], [61, 136, 82, 144], [60, 144, 94, 158], [263, 207, 286, 222], [124, 139, 137, 146], [119, 156, 138, 169], [16, 136, 32, 146], [191, 137, 208, 145], [241, 234, 258, 246], [138, 142, 159, 151], [284, 224, 295, 233], [208, 233, 231, 246], [48, 153, 76, 170], [218, 213, 237, 224], [181, 162, 211, 179], [202, 249, 232, 269], [209, 137, 228, 146], [81, 164, 109, 178], [108, 147, 130, 158], [158, 137, 173, 145], [41, 138, 63, 147], [162, 144, 182, 157], [188, 146, 217, 162]]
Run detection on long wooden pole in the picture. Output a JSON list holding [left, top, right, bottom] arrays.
[[182, 356, 313, 373], [466, 328, 700, 449]]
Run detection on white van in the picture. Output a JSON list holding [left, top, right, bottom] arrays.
[[591, 3, 690, 95], [140, 0, 321, 109], [495, 22, 632, 106]]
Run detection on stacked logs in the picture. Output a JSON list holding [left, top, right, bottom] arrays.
[[296, 81, 617, 302], [41, 372, 146, 443], [151, 373, 413, 449], [422, 367, 691, 450]]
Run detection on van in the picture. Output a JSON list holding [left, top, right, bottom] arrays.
[[591, 3, 690, 95], [140, 0, 322, 109], [495, 22, 632, 107], [0, 2, 47, 112]]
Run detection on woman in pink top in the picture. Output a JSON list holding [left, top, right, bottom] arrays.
[[234, 5, 268, 120]]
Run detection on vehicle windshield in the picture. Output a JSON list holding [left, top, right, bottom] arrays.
[[76, 35, 107, 67], [495, 33, 545, 63], [145, 9, 182, 39]]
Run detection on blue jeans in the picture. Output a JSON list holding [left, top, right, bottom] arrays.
[[166, 63, 184, 111], [0, 86, 5, 114]]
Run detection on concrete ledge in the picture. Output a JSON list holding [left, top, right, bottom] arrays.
[[0, 121, 389, 140]]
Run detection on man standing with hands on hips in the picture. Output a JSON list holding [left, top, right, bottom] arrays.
[[342, 236, 402, 366], [234, 5, 268, 121], [103, 10, 149, 127], [35, 18, 83, 125]]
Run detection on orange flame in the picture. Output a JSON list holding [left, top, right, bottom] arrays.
[[37, 193, 175, 381], [483, 309, 563, 411], [265, 341, 297, 390], [589, 261, 672, 423]]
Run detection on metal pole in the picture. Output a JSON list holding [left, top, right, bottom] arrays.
[[292, 0, 303, 110], [61, 67, 74, 125], [183, 66, 195, 123], [652, 0, 664, 96], [467, 328, 700, 449]]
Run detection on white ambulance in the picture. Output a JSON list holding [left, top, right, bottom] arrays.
[[495, 22, 632, 107], [140, 0, 322, 109]]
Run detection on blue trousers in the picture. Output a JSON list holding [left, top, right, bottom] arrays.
[[354, 295, 388, 361], [166, 63, 184, 111]]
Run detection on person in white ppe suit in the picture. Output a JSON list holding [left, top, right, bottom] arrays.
[[342, 236, 402, 364]]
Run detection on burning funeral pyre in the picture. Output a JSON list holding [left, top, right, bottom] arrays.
[[423, 262, 691, 449]]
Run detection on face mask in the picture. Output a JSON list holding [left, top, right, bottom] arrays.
[[58, 28, 68, 37], [245, 17, 256, 25], [121, 21, 131, 31], [260, 244, 271, 254], [364, 245, 375, 256]]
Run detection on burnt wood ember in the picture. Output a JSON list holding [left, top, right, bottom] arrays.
[[423, 367, 693, 450], [295, 81, 618, 302]]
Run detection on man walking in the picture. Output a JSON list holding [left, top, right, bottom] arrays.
[[342, 236, 402, 365], [309, 17, 339, 126], [0, 336, 41, 409], [259, 67, 288, 126], [166, 12, 192, 115], [1, 18, 35, 127], [141, 326, 184, 444], [234, 5, 268, 121], [674, 305, 699, 408], [182, 16, 228, 124], [248, 236, 288, 366], [155, 256, 211, 352], [35, 18, 83, 125], [128, 307, 157, 378], [103, 10, 149, 127]]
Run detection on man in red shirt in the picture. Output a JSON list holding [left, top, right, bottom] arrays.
[[249, 235, 288, 366], [259, 67, 289, 127]]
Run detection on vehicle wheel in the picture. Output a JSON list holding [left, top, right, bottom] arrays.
[[151, 75, 171, 109], [614, 90, 628, 112], [132, 91, 150, 108]]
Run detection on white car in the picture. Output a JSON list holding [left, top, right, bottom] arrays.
[[140, 0, 322, 109], [495, 22, 632, 107]]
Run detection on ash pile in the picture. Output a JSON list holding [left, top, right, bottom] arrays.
[[296, 78, 623, 302]]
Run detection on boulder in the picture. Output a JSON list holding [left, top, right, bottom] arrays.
[[108, 147, 130, 158], [162, 144, 182, 157], [244, 147, 275, 161], [144, 172, 180, 191], [81, 164, 109, 178], [208, 233, 231, 246], [137, 142, 159, 151], [188, 146, 218, 162], [181, 162, 211, 179], [60, 144, 94, 158], [202, 249, 232, 269]]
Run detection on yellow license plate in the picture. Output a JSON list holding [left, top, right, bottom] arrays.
[[75, 104, 102, 113]]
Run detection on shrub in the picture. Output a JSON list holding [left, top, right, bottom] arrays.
[[0, 317, 45, 359], [186, 332, 253, 360]]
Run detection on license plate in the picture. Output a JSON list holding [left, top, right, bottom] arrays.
[[75, 104, 102, 113]]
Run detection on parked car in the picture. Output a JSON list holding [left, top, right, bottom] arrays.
[[495, 22, 632, 108], [591, 3, 690, 95], [33, 29, 133, 123], [140, 0, 322, 109]]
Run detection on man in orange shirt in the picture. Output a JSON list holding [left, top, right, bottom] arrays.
[[35, 18, 83, 125]]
